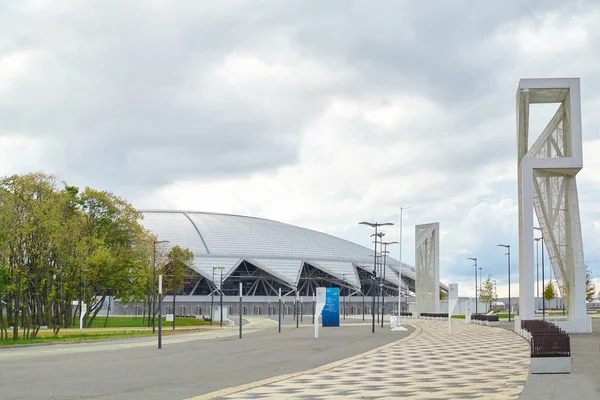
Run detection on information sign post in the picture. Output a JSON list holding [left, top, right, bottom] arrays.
[[314, 288, 326, 338], [322, 288, 340, 327], [448, 283, 459, 335]]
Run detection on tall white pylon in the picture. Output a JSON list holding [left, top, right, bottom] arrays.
[[415, 222, 440, 314], [517, 78, 588, 332]]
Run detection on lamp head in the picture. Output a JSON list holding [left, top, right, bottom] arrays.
[[359, 221, 395, 227], [497, 244, 509, 248]]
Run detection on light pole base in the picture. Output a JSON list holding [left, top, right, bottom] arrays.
[[391, 326, 408, 332]]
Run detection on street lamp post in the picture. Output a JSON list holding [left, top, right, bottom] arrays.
[[497, 244, 511, 321], [372, 233, 385, 325], [296, 290, 299, 328], [360, 221, 394, 333], [468, 258, 478, 314], [341, 273, 347, 320], [219, 267, 224, 328], [312, 291, 315, 324], [398, 206, 411, 319], [278, 288, 282, 333], [381, 241, 398, 328], [152, 240, 169, 333], [211, 266, 224, 327], [211, 268, 215, 326], [158, 274, 163, 349]]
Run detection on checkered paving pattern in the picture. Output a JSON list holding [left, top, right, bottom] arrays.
[[214, 320, 530, 399]]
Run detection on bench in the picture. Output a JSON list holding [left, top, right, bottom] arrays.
[[520, 320, 571, 374]]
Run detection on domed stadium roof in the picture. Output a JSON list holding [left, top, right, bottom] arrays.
[[140, 210, 417, 292]]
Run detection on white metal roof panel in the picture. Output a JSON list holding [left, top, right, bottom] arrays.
[[184, 212, 376, 262], [139, 212, 209, 255], [246, 258, 303, 288], [192, 256, 242, 286], [307, 260, 360, 289]]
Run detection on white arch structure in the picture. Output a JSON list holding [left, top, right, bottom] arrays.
[[517, 78, 588, 332], [415, 222, 440, 314]]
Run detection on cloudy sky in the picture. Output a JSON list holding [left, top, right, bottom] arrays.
[[2, 0, 600, 298]]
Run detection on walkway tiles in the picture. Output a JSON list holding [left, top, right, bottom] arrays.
[[204, 319, 530, 399]]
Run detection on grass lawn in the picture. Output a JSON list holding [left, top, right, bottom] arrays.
[[0, 330, 155, 346], [70, 316, 210, 328], [0, 316, 210, 346], [451, 313, 516, 319], [495, 313, 516, 319]]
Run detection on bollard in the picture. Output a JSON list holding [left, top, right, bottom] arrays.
[[296, 291, 299, 328], [278, 288, 282, 333]]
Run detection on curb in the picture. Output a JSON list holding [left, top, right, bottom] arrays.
[[0, 327, 213, 350], [186, 323, 421, 400]]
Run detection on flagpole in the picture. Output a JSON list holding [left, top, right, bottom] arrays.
[[398, 206, 411, 321]]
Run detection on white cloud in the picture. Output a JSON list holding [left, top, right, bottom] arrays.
[[0, 135, 66, 176], [0, 49, 48, 93], [3, 0, 600, 298]]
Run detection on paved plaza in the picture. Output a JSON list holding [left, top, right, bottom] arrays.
[[196, 319, 531, 400], [1, 316, 598, 399]]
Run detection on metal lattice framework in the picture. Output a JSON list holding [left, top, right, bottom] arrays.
[[517, 78, 587, 331], [414, 222, 440, 314]]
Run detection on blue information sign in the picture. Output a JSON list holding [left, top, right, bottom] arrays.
[[322, 288, 340, 327]]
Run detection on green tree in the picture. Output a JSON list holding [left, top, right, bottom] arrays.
[[0, 173, 157, 338], [439, 290, 447, 300], [77, 188, 151, 328], [0, 173, 66, 339], [544, 280, 556, 302], [586, 269, 596, 301], [161, 246, 194, 323], [479, 275, 495, 311]]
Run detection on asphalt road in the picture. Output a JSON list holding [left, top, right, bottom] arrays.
[[0, 319, 412, 400]]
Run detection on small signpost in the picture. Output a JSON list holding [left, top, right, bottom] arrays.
[[448, 283, 458, 335], [80, 303, 87, 330], [314, 287, 326, 338]]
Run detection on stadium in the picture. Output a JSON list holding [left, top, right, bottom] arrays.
[[113, 210, 447, 317]]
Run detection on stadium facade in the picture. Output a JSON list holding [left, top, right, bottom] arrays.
[[112, 210, 447, 317]]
